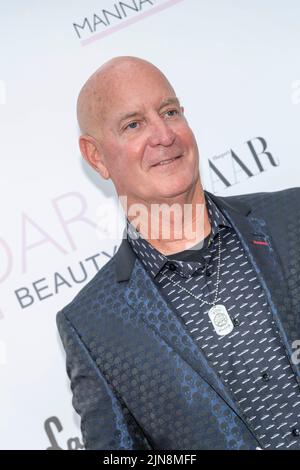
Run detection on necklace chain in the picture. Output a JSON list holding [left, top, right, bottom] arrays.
[[160, 232, 222, 307]]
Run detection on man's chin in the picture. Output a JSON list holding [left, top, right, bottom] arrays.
[[153, 180, 196, 201]]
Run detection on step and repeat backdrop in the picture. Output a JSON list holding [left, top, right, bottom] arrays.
[[0, 0, 299, 449]]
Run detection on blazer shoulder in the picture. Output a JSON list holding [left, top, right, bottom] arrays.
[[224, 186, 300, 203], [221, 186, 300, 213], [56, 253, 118, 324]]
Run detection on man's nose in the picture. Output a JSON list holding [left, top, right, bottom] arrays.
[[147, 117, 176, 147]]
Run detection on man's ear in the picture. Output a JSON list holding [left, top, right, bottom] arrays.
[[79, 135, 110, 180]]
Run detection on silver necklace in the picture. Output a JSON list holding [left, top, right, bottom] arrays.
[[161, 232, 234, 336]]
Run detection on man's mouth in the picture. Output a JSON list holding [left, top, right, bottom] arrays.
[[152, 155, 182, 166]]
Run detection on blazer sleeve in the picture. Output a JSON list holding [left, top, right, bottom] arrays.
[[56, 311, 153, 450]]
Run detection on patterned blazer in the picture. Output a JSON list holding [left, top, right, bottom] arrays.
[[56, 187, 300, 450]]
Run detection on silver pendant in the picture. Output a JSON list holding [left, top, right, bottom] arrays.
[[208, 304, 234, 336]]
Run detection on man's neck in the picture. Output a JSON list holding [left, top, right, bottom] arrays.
[[125, 180, 211, 256]]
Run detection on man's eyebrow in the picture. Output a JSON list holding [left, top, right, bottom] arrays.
[[118, 111, 141, 126], [159, 97, 181, 109]]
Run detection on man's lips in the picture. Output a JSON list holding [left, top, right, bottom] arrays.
[[151, 155, 183, 167]]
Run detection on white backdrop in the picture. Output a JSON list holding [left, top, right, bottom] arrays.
[[0, 0, 299, 449]]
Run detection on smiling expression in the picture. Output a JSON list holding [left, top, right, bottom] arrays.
[[79, 58, 201, 207]]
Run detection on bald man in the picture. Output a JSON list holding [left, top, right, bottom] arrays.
[[57, 56, 300, 450]]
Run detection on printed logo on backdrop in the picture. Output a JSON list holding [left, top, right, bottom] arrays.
[[14, 244, 118, 311], [45, 416, 84, 450], [208, 136, 279, 194], [73, 0, 184, 46], [0, 191, 120, 313]]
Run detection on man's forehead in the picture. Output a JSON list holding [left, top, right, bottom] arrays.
[[77, 57, 177, 134], [100, 65, 175, 103]]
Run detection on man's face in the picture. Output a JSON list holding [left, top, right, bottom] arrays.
[[96, 66, 200, 205]]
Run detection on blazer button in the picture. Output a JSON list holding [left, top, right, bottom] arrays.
[[233, 318, 240, 327], [292, 428, 300, 437]]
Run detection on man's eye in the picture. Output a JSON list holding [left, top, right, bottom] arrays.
[[125, 121, 139, 130], [165, 109, 179, 117]]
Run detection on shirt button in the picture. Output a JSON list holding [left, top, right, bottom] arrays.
[[292, 428, 300, 437], [233, 318, 240, 327], [261, 372, 271, 381], [169, 263, 177, 271]]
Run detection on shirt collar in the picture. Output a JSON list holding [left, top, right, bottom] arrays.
[[126, 192, 232, 279]]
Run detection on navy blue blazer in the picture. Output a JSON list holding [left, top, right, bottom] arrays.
[[56, 187, 300, 450]]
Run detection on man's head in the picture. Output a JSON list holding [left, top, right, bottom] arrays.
[[77, 56, 201, 206]]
